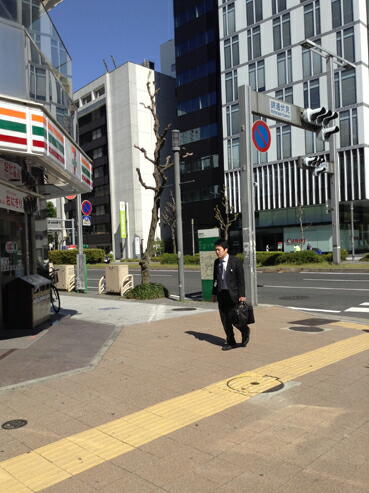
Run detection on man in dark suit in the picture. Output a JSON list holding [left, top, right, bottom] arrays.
[[212, 239, 250, 351]]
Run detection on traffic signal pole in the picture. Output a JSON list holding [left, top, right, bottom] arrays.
[[239, 86, 258, 306], [326, 56, 341, 264]]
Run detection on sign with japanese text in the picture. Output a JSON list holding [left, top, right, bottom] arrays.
[[120, 201, 127, 239], [0, 158, 22, 182], [269, 99, 292, 122], [0, 184, 25, 212]]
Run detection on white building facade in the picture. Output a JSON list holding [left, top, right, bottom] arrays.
[[219, 0, 369, 252], [72, 63, 175, 258]]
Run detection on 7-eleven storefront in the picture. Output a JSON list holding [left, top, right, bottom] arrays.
[[0, 95, 93, 330]]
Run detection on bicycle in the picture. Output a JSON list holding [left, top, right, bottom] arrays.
[[49, 267, 61, 313]]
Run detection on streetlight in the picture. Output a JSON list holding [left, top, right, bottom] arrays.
[[300, 39, 355, 264], [172, 129, 185, 301]]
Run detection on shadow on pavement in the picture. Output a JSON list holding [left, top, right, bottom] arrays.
[[186, 331, 224, 346]]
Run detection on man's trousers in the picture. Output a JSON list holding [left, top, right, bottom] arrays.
[[217, 290, 249, 345]]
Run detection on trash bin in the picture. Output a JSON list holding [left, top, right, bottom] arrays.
[[4, 274, 51, 330], [105, 264, 129, 293]]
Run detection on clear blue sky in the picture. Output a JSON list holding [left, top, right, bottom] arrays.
[[50, 0, 174, 91]]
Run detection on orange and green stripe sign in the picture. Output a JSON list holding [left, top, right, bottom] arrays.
[[81, 155, 92, 188], [47, 120, 65, 165], [31, 113, 46, 151], [0, 106, 27, 150]]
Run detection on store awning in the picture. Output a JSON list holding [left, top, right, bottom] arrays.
[[0, 94, 92, 198]]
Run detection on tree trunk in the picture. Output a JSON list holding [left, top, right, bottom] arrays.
[[140, 195, 160, 284]]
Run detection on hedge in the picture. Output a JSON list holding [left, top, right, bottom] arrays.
[[238, 249, 349, 266], [125, 283, 169, 299], [159, 253, 200, 265], [48, 248, 105, 265]]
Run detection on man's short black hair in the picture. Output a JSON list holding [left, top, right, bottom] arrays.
[[214, 239, 229, 250]]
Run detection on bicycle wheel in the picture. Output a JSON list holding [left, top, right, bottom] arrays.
[[50, 285, 60, 313]]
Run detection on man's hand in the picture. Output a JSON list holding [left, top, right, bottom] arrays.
[[239, 297, 247, 302], [211, 295, 217, 302]]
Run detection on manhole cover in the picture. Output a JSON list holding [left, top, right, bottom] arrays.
[[172, 308, 197, 311], [226, 373, 284, 396], [289, 326, 324, 333], [279, 296, 309, 300], [2, 419, 27, 430], [290, 318, 337, 326]]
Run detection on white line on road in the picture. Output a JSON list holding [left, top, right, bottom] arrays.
[[300, 272, 369, 275], [344, 307, 369, 313], [303, 278, 368, 282], [263, 285, 369, 292], [360, 302, 369, 305], [287, 306, 341, 313]]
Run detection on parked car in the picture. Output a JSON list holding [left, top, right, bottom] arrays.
[[312, 247, 323, 254]]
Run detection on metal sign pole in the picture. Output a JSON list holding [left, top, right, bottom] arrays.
[[239, 85, 257, 306], [76, 194, 87, 292], [71, 218, 75, 246]]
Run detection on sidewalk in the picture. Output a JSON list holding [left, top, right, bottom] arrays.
[[0, 296, 368, 492]]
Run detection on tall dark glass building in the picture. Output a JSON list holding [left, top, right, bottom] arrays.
[[173, 0, 224, 253]]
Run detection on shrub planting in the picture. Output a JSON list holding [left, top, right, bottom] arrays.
[[125, 283, 169, 299]]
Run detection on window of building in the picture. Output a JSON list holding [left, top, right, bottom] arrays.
[[181, 154, 219, 174], [92, 128, 103, 140], [302, 39, 322, 77], [94, 185, 109, 197], [339, 108, 358, 147], [30, 66, 46, 101], [331, 0, 353, 28], [176, 60, 216, 86], [92, 147, 103, 159], [227, 138, 240, 169], [335, 69, 356, 107], [81, 94, 92, 105], [304, 78, 320, 108], [249, 60, 265, 92], [272, 0, 287, 14], [95, 205, 106, 215], [180, 123, 218, 145], [225, 70, 238, 102], [246, 0, 262, 26], [94, 86, 105, 98], [74, 100, 79, 108], [277, 50, 292, 85], [223, 3, 235, 35], [176, 30, 214, 57], [224, 36, 239, 69], [276, 125, 291, 160], [305, 130, 325, 154], [226, 104, 240, 136], [177, 92, 216, 116], [336, 27, 355, 62], [273, 13, 291, 51], [175, 0, 214, 28], [275, 86, 293, 103], [304, 1, 321, 38], [247, 25, 261, 60], [182, 184, 220, 203], [94, 167, 104, 178]]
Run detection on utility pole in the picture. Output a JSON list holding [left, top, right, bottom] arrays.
[[172, 129, 185, 301], [350, 201, 355, 260], [191, 218, 195, 255]]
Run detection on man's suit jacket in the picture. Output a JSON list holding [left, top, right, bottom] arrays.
[[212, 255, 245, 304]]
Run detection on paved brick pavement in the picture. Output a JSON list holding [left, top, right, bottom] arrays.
[[0, 298, 368, 492]]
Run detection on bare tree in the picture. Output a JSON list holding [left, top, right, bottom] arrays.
[[214, 186, 239, 241], [161, 192, 177, 253], [297, 203, 311, 248], [134, 79, 190, 284]]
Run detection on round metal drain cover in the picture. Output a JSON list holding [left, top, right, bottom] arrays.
[[2, 419, 27, 430], [172, 308, 197, 311], [289, 326, 324, 333], [279, 296, 309, 300]]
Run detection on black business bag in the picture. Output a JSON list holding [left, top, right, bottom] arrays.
[[233, 301, 255, 328]]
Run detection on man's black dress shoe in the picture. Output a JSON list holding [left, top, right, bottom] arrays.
[[222, 343, 236, 351], [241, 332, 250, 347]]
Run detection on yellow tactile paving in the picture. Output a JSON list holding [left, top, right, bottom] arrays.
[[326, 321, 369, 331], [1, 332, 369, 492]]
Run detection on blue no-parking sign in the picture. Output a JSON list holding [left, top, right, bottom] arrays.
[[252, 120, 271, 152], [81, 200, 92, 216]]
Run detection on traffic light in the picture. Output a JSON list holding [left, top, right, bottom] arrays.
[[297, 155, 332, 176], [301, 107, 339, 141]]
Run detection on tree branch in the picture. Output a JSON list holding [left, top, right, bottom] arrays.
[[134, 144, 155, 165], [136, 168, 156, 192]]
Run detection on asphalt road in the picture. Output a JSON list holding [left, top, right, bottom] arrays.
[[87, 268, 369, 320]]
